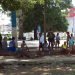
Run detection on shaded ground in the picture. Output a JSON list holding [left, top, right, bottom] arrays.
[[0, 46, 75, 75], [0, 55, 75, 75], [0, 63, 75, 75], [0, 47, 72, 58]]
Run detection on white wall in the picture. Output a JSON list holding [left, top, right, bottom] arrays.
[[66, 17, 75, 33]]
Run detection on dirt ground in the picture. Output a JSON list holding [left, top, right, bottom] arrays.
[[0, 63, 75, 75]]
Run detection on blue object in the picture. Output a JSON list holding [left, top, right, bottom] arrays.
[[37, 25, 41, 33], [11, 11, 16, 27], [8, 47, 16, 52]]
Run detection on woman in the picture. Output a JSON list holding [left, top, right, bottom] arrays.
[[2, 37, 7, 50]]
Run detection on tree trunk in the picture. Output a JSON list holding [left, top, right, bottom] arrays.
[[18, 22, 23, 39], [34, 25, 37, 40], [18, 10, 24, 39], [34, 20, 38, 40]]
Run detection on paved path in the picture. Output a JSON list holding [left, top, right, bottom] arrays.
[[0, 55, 75, 75]]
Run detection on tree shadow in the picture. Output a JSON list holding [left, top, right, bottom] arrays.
[[0, 64, 75, 75]]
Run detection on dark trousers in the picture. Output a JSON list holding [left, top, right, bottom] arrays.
[[0, 41, 2, 49]]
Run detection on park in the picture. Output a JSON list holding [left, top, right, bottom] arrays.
[[0, 0, 75, 75]]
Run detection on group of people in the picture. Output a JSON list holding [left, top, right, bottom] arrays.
[[47, 31, 60, 48], [0, 31, 74, 56], [39, 31, 60, 51], [39, 31, 75, 55], [0, 34, 29, 53], [0, 36, 16, 52], [62, 32, 74, 55]]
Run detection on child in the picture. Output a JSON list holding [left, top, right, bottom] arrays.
[[61, 41, 67, 54], [20, 40, 30, 57], [21, 40, 29, 51]]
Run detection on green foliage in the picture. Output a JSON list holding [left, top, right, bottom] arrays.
[[0, 0, 21, 11], [45, 0, 69, 31], [23, 0, 71, 32], [0, 0, 72, 32], [23, 1, 44, 32], [58, 0, 72, 9]]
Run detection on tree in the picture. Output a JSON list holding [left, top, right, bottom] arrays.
[[23, 2, 44, 39], [18, 0, 72, 40], [0, 0, 20, 11], [22, 0, 72, 40], [0, 0, 72, 39], [17, 0, 35, 39], [17, 0, 44, 39], [44, 0, 72, 31]]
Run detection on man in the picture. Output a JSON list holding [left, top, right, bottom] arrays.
[[9, 37, 16, 52], [47, 31, 55, 49], [39, 33, 44, 51], [0, 33, 2, 49]]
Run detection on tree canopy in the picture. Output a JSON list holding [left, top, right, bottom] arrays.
[[20, 0, 72, 32], [45, 0, 72, 31], [0, 0, 20, 11], [0, 0, 72, 32]]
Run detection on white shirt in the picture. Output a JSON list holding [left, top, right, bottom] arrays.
[[39, 35, 44, 44]]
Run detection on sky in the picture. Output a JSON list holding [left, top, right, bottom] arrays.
[[72, 0, 75, 6], [0, 12, 11, 25]]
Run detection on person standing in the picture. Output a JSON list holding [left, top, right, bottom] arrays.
[[56, 33, 60, 48], [68, 36, 74, 55], [66, 32, 70, 47], [47, 31, 55, 49], [0, 33, 2, 49], [71, 34, 74, 41], [39, 33, 44, 51]]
